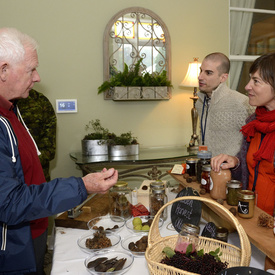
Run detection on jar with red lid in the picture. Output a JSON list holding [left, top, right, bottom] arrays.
[[201, 165, 211, 193]]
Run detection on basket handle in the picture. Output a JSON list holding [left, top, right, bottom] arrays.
[[148, 196, 251, 264]]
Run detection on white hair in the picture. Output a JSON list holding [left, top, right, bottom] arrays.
[[0, 27, 38, 64]]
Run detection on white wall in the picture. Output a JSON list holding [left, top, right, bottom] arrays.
[[0, 0, 229, 179]]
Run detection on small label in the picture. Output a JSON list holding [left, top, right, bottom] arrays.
[[238, 201, 249, 214], [201, 178, 207, 186], [171, 164, 184, 174], [209, 177, 213, 190]]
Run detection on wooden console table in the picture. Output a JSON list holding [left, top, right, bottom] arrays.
[[169, 173, 275, 263], [70, 146, 193, 180]]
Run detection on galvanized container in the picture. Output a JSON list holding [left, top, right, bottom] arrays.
[[81, 140, 108, 155], [109, 144, 139, 157]]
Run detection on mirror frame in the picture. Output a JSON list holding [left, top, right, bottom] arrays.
[[102, 6, 172, 100]]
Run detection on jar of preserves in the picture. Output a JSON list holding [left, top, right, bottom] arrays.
[[109, 181, 132, 219], [210, 169, 231, 200], [216, 227, 229, 242], [175, 223, 200, 254], [186, 158, 197, 177], [226, 180, 242, 206], [201, 165, 211, 193], [237, 190, 255, 219], [149, 180, 165, 194], [196, 150, 212, 182], [149, 187, 167, 220]]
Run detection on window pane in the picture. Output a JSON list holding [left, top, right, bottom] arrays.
[[230, 61, 253, 93], [247, 13, 275, 55]]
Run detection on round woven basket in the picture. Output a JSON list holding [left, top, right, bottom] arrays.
[[145, 196, 251, 275]]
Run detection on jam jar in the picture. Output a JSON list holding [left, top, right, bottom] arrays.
[[226, 180, 242, 206], [109, 181, 132, 219], [196, 150, 212, 183], [186, 158, 197, 176], [149, 187, 167, 220], [175, 223, 200, 254], [210, 169, 231, 200], [149, 180, 165, 194], [237, 190, 255, 219], [201, 165, 211, 193]]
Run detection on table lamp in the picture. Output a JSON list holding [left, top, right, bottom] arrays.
[[180, 58, 201, 154]]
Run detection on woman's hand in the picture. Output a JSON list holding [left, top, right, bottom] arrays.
[[211, 154, 239, 172]]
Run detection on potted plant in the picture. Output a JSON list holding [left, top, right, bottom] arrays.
[[108, 131, 139, 157], [82, 119, 109, 155], [98, 58, 172, 100]]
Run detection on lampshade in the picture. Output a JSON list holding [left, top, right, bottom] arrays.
[[180, 58, 201, 87]]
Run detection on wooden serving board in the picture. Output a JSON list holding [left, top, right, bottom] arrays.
[[54, 193, 109, 229]]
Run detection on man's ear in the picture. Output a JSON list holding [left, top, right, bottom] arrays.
[[220, 73, 229, 83], [0, 62, 8, 81]]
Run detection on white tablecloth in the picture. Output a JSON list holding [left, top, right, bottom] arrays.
[[50, 192, 266, 275]]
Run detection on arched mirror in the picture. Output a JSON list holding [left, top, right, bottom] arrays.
[[102, 7, 171, 100]]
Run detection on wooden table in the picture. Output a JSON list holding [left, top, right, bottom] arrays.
[[169, 173, 275, 263]]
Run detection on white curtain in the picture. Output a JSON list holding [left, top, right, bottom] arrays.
[[230, 0, 256, 90]]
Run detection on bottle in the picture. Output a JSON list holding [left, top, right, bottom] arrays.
[[201, 165, 211, 193], [186, 158, 197, 176], [237, 190, 255, 219], [210, 169, 231, 200], [109, 181, 132, 219], [226, 180, 242, 206], [149, 187, 167, 220], [196, 150, 212, 183], [175, 223, 200, 254]]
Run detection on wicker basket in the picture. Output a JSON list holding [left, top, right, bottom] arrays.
[[145, 196, 251, 275]]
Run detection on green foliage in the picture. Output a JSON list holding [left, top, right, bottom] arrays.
[[162, 247, 176, 258], [83, 119, 109, 141], [107, 131, 138, 146], [98, 58, 172, 94], [209, 247, 222, 262]]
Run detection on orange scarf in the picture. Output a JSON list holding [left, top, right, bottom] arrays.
[[241, 106, 275, 167]]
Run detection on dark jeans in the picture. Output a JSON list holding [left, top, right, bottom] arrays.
[[28, 229, 48, 275]]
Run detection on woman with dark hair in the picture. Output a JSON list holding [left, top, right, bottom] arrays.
[[211, 52, 275, 216], [211, 52, 275, 271]]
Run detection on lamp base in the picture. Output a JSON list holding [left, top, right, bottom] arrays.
[[187, 145, 199, 155]]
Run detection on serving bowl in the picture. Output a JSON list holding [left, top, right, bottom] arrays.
[[84, 250, 134, 275], [121, 233, 148, 257], [125, 215, 164, 234], [77, 231, 121, 254], [87, 215, 125, 233]]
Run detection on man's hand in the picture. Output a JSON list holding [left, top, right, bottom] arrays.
[[211, 154, 238, 172], [82, 168, 118, 194]]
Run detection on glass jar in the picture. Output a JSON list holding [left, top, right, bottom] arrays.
[[149, 180, 165, 194], [196, 150, 212, 182], [186, 158, 197, 176], [201, 165, 211, 193], [109, 181, 132, 219], [237, 190, 255, 219], [175, 223, 200, 254], [149, 187, 167, 220], [226, 180, 242, 206], [216, 227, 229, 242], [210, 169, 231, 200]]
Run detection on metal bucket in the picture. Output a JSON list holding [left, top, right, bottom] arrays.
[[81, 140, 108, 155], [109, 144, 139, 157]]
